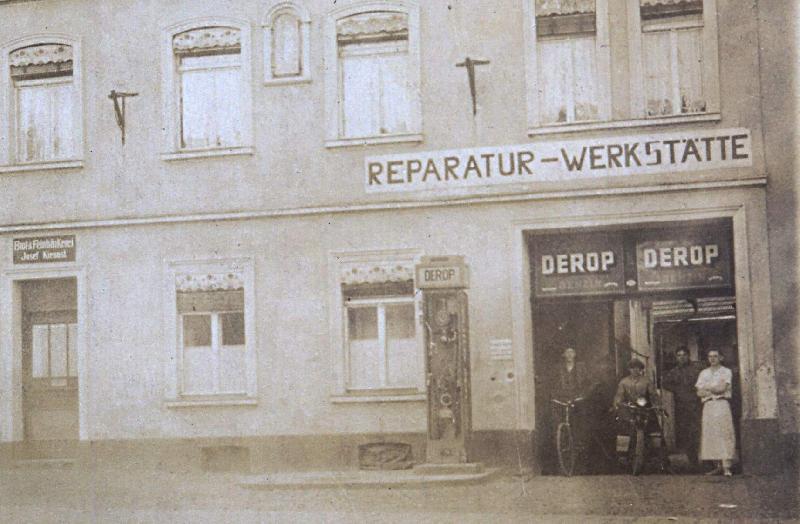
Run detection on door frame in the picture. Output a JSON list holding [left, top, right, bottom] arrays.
[[509, 198, 776, 435], [1, 264, 88, 442]]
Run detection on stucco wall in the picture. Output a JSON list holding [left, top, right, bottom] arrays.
[[759, 0, 800, 434], [0, 0, 768, 226]]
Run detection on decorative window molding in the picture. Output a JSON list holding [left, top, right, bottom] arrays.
[[0, 34, 83, 170], [163, 258, 257, 405], [329, 248, 425, 401], [627, 0, 719, 119], [263, 2, 311, 85], [161, 18, 253, 159], [324, 0, 422, 148], [523, 0, 611, 130]]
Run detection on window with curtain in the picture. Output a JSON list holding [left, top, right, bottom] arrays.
[[340, 262, 420, 391], [10, 43, 77, 163], [337, 11, 411, 138], [173, 26, 244, 150], [176, 272, 246, 396], [535, 0, 600, 124], [640, 0, 706, 117]]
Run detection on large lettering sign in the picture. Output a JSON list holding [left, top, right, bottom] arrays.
[[365, 128, 751, 193], [532, 234, 625, 297], [636, 233, 732, 291], [13, 235, 76, 264]]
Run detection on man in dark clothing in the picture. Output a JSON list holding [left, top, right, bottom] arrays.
[[662, 347, 704, 469], [553, 347, 588, 402]]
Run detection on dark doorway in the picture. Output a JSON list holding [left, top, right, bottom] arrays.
[[533, 300, 618, 474]]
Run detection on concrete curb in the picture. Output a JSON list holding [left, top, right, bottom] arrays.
[[238, 467, 502, 490]]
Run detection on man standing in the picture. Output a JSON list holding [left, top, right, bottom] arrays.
[[663, 347, 704, 470]]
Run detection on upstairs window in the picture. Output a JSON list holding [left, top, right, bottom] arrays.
[[6, 41, 81, 165], [338, 11, 410, 138], [526, 0, 611, 129], [263, 2, 311, 84], [325, 2, 422, 147], [173, 27, 243, 149], [641, 0, 705, 116], [631, 0, 719, 119], [162, 20, 253, 159]]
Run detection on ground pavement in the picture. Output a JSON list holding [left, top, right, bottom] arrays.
[[0, 466, 797, 523]]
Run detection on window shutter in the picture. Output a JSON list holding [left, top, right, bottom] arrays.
[[640, 0, 702, 21], [536, 0, 596, 37], [177, 289, 244, 313], [337, 12, 408, 45], [173, 26, 241, 56], [10, 43, 73, 79]]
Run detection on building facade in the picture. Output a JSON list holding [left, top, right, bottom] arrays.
[[0, 0, 794, 473]]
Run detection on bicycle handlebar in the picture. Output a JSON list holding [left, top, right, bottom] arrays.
[[551, 397, 584, 407]]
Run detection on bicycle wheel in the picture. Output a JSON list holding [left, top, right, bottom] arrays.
[[556, 422, 575, 476], [631, 428, 645, 476]]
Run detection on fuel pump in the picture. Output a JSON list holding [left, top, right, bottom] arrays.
[[415, 256, 475, 468]]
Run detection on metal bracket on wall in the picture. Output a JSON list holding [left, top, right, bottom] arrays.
[[108, 90, 139, 145], [455, 57, 490, 116]]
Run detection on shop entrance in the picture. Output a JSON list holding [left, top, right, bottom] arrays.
[[16, 277, 79, 459], [528, 219, 742, 474]]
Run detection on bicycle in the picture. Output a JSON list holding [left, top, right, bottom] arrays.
[[551, 397, 584, 476]]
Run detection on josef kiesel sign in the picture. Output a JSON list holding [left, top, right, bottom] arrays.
[[13, 235, 76, 264], [416, 256, 469, 289], [532, 234, 626, 297], [365, 128, 752, 193], [636, 233, 732, 291]]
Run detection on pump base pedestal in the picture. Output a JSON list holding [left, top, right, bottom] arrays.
[[413, 462, 484, 475]]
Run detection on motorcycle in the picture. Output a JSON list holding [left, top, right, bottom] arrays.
[[615, 397, 669, 475]]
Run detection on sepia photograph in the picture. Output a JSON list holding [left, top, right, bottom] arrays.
[[0, 0, 797, 522]]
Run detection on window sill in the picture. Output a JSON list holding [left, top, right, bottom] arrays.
[[160, 146, 255, 162], [527, 113, 722, 137], [263, 76, 312, 86], [330, 392, 426, 404], [325, 133, 424, 149], [164, 396, 258, 408], [0, 159, 83, 174]]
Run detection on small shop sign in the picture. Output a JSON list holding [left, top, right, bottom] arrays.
[[636, 234, 732, 291], [416, 256, 469, 289], [365, 128, 752, 193], [532, 233, 626, 297], [13, 235, 76, 264]]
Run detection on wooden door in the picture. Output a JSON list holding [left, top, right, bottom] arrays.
[[21, 310, 79, 449]]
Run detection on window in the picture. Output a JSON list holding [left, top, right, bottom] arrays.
[[165, 259, 257, 404], [1, 38, 83, 169], [162, 20, 253, 160], [325, 2, 422, 147], [263, 2, 311, 84], [629, 0, 720, 119], [525, 0, 610, 128], [31, 322, 77, 387], [331, 251, 424, 400]]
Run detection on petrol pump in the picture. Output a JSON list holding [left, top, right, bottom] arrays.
[[414, 256, 479, 472]]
